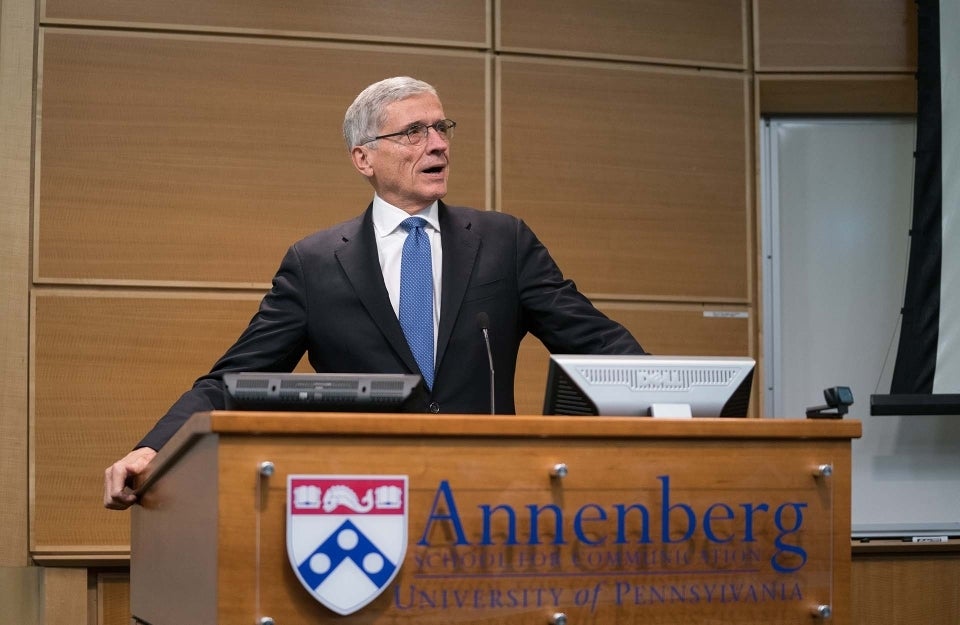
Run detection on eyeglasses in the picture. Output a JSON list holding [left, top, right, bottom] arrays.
[[363, 119, 457, 146]]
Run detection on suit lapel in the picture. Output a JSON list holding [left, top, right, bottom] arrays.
[[335, 205, 420, 375], [436, 202, 481, 371]]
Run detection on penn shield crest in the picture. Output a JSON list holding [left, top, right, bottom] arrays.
[[287, 475, 408, 615]]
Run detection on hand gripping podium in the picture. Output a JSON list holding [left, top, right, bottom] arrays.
[[131, 412, 861, 625]]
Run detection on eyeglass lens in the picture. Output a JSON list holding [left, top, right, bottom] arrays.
[[407, 120, 455, 144]]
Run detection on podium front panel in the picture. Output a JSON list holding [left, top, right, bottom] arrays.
[[220, 433, 842, 624]]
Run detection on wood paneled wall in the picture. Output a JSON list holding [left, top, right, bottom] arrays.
[[0, 0, 926, 622], [852, 551, 960, 625], [36, 31, 489, 284], [499, 59, 750, 301], [41, 0, 490, 47], [0, 0, 35, 572], [497, 1, 746, 67], [754, 0, 916, 71], [31, 292, 269, 548], [754, 0, 917, 116]]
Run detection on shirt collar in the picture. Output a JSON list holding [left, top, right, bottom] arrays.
[[372, 195, 440, 238]]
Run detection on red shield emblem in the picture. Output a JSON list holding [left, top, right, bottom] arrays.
[[287, 475, 408, 615]]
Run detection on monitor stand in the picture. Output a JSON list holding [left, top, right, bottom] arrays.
[[650, 403, 693, 418]]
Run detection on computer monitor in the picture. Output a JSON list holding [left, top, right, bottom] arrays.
[[223, 372, 422, 412], [543, 355, 755, 418]]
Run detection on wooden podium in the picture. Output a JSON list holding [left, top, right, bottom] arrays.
[[131, 413, 861, 625]]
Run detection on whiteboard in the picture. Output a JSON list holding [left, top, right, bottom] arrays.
[[761, 118, 960, 535], [939, 0, 960, 390]]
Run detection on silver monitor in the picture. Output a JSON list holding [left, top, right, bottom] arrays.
[[543, 355, 755, 418]]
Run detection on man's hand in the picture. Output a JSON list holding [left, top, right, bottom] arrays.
[[103, 447, 157, 510]]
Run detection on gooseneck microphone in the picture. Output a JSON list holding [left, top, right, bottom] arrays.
[[476, 312, 495, 415]]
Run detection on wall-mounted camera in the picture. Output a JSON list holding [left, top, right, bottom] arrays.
[[806, 386, 854, 419]]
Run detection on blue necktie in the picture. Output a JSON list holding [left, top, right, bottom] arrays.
[[399, 217, 434, 389]]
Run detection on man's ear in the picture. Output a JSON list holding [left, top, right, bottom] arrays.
[[351, 145, 374, 178]]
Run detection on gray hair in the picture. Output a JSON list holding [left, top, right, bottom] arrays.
[[343, 76, 438, 151]]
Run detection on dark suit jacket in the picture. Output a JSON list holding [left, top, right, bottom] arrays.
[[138, 202, 644, 450]]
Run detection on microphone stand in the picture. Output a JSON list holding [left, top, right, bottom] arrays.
[[477, 313, 495, 414]]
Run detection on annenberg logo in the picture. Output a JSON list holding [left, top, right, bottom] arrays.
[[416, 475, 809, 574], [577, 366, 738, 391]]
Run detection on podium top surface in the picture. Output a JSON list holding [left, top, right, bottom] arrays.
[[139, 413, 860, 495], [180, 411, 861, 441]]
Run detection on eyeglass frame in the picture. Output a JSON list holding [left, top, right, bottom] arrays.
[[361, 119, 457, 146]]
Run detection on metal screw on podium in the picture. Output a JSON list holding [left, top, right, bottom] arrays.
[[259, 461, 275, 477], [814, 464, 833, 478], [258, 617, 275, 625], [550, 612, 568, 625], [815, 604, 832, 619], [550, 463, 568, 479]]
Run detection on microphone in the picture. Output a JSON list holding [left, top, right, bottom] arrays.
[[476, 312, 495, 415]]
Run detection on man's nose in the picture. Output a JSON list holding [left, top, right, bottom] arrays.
[[424, 126, 449, 150]]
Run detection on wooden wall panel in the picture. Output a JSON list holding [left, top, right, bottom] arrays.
[[96, 572, 130, 625], [514, 303, 752, 415], [851, 554, 960, 625], [755, 0, 916, 71], [42, 567, 88, 625], [31, 291, 269, 548], [37, 30, 488, 285], [758, 75, 917, 115], [0, 0, 34, 568], [498, 0, 747, 68], [41, 0, 489, 48], [499, 58, 750, 301], [0, 567, 41, 625]]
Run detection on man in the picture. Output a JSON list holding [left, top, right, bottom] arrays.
[[103, 76, 644, 509]]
